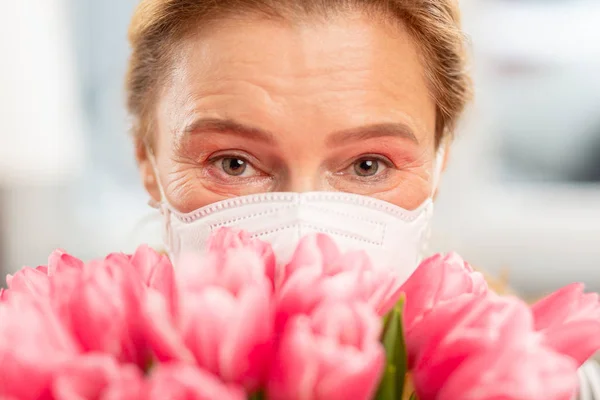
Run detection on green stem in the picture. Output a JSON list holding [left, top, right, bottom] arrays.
[[248, 391, 266, 400]]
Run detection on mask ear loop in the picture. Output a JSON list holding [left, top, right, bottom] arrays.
[[144, 141, 175, 254], [419, 145, 446, 261], [431, 146, 446, 197], [144, 141, 168, 209]]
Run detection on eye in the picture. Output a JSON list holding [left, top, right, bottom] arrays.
[[221, 157, 248, 176], [353, 158, 384, 177], [207, 153, 267, 182]]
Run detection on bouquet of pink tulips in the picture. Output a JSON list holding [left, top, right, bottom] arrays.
[[1, 228, 599, 400]]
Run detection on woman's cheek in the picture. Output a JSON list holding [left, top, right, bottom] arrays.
[[163, 164, 277, 213], [374, 170, 433, 210], [163, 167, 224, 213]]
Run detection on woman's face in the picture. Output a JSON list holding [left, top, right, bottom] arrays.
[[140, 14, 441, 213]]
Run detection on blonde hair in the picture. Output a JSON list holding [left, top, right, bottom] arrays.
[[126, 0, 472, 150]]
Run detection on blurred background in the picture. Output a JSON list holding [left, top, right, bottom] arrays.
[[0, 0, 598, 297]]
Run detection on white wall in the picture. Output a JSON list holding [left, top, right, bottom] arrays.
[[0, 1, 86, 273]]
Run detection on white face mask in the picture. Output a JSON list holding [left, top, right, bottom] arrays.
[[150, 150, 444, 284]]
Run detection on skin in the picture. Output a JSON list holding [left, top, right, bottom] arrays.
[[138, 13, 447, 214]]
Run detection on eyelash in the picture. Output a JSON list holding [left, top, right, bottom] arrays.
[[342, 155, 395, 178], [355, 155, 394, 168], [206, 153, 260, 179], [206, 153, 396, 181]]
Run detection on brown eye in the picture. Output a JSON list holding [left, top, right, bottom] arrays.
[[353, 158, 380, 177], [221, 157, 247, 176]]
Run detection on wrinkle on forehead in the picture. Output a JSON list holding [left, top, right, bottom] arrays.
[[157, 12, 436, 148]]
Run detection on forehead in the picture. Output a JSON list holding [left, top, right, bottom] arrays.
[[159, 13, 436, 144]]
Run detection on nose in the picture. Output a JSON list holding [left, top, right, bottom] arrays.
[[277, 172, 331, 193]]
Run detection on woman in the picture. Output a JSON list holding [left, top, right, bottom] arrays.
[[126, 0, 600, 397]]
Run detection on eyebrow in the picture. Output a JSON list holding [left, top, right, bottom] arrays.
[[325, 122, 419, 146], [182, 117, 277, 144], [182, 117, 418, 145]]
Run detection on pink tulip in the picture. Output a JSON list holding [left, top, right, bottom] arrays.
[[47, 249, 85, 275], [144, 248, 274, 390], [409, 294, 518, 394], [275, 234, 403, 331], [410, 294, 579, 400], [400, 252, 488, 334], [208, 227, 277, 287], [141, 288, 195, 365], [180, 284, 273, 388], [280, 233, 342, 282], [5, 266, 50, 299], [130, 245, 173, 288], [53, 254, 150, 367], [0, 294, 80, 400], [437, 342, 578, 400], [4, 250, 85, 301], [52, 354, 143, 400], [532, 283, 600, 365], [146, 363, 246, 400], [268, 301, 385, 400], [129, 245, 177, 314]]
